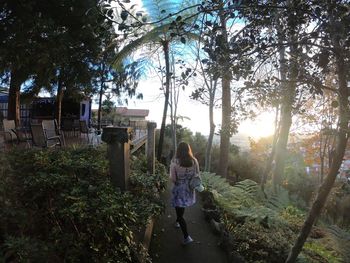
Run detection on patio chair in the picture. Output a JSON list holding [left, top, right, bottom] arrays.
[[2, 119, 31, 148], [42, 119, 65, 146], [2, 119, 17, 144], [79, 120, 95, 143], [30, 123, 62, 148]]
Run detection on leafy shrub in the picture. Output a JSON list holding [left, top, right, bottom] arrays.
[[323, 182, 350, 227], [130, 154, 167, 193], [282, 166, 317, 206], [231, 221, 292, 263], [0, 147, 162, 262], [129, 154, 168, 226], [229, 153, 262, 183], [279, 205, 306, 233], [303, 241, 342, 263]]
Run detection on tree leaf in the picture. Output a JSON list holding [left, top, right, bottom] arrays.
[[331, 101, 339, 108]]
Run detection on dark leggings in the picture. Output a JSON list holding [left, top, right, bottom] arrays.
[[175, 206, 188, 239]]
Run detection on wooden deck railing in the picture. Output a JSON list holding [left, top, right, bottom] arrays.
[[101, 122, 156, 191]]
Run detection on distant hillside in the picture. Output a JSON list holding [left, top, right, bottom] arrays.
[[212, 133, 251, 152]]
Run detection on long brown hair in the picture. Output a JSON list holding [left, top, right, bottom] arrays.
[[175, 142, 195, 167]]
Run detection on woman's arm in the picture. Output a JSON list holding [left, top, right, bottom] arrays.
[[194, 158, 200, 177]]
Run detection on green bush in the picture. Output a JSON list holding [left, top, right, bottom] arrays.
[[231, 221, 292, 263], [282, 166, 317, 206], [0, 147, 164, 262], [129, 154, 167, 226], [279, 205, 306, 233], [229, 152, 262, 183], [130, 154, 168, 193]]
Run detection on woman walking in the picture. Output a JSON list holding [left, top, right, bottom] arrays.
[[170, 141, 200, 245]]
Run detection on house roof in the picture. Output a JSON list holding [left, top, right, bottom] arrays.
[[115, 107, 149, 117]]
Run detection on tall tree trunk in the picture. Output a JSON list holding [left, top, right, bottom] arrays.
[[286, 24, 349, 263], [157, 41, 171, 161], [171, 117, 176, 156], [272, 26, 298, 192], [55, 74, 64, 128], [272, 100, 293, 190], [261, 105, 280, 191], [170, 55, 177, 156], [319, 130, 330, 184], [218, 11, 232, 178], [205, 81, 217, 172], [319, 134, 325, 183], [219, 75, 231, 177], [8, 68, 25, 126], [97, 63, 106, 132], [97, 81, 104, 132]]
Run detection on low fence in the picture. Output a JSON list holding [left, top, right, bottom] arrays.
[[101, 122, 156, 191]]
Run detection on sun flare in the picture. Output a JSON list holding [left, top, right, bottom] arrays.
[[238, 112, 276, 139]]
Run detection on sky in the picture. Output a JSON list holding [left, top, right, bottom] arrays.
[[109, 76, 276, 139], [99, 0, 276, 139]]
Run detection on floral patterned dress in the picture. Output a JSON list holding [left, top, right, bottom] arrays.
[[170, 158, 199, 208]]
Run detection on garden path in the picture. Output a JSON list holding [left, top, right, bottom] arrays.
[[150, 184, 228, 263]]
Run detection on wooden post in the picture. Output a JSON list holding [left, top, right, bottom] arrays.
[[146, 122, 156, 175], [101, 127, 132, 191]]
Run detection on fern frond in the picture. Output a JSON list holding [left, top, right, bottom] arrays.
[[234, 179, 259, 194], [202, 172, 280, 225], [264, 186, 291, 211], [325, 225, 350, 262]]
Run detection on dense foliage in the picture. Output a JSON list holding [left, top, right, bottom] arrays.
[[0, 147, 167, 262], [130, 154, 168, 226], [201, 172, 347, 263], [323, 182, 350, 228]]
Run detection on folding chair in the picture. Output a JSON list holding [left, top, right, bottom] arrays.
[[42, 120, 65, 146], [2, 119, 31, 148], [31, 123, 62, 148]]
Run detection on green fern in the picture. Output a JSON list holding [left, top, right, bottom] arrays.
[[326, 225, 350, 262], [328, 225, 350, 241], [303, 241, 342, 263], [264, 185, 292, 210], [201, 172, 280, 225]]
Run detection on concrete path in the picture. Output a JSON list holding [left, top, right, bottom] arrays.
[[150, 185, 228, 263]]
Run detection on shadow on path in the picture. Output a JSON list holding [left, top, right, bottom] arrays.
[[150, 183, 228, 263]]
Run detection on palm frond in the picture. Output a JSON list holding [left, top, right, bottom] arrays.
[[0, 87, 8, 94], [113, 24, 170, 69], [143, 0, 179, 22], [143, 0, 200, 23]]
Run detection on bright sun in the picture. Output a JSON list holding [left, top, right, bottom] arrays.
[[238, 112, 276, 139], [125, 77, 276, 139]]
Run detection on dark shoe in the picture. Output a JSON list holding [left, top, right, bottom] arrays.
[[183, 236, 193, 245]]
